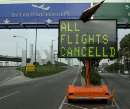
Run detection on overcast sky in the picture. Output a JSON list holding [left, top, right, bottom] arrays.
[[0, 29, 58, 59]]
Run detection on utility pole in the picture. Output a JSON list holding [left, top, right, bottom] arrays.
[[51, 40, 54, 64], [34, 28, 38, 64], [13, 35, 28, 66]]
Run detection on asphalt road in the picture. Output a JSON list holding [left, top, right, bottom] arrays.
[[0, 66, 80, 109], [0, 66, 129, 109], [0, 67, 22, 84], [101, 73, 130, 109]]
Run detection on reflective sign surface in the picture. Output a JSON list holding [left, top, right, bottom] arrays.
[[58, 20, 117, 58]]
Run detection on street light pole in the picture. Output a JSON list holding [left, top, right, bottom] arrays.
[[51, 40, 54, 64], [25, 38, 28, 65], [34, 28, 38, 64], [16, 42, 19, 66], [13, 35, 28, 66]]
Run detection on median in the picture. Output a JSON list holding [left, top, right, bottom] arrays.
[[17, 64, 66, 78]]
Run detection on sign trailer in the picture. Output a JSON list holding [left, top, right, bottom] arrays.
[[59, 18, 117, 102]]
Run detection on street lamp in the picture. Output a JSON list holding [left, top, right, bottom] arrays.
[[34, 28, 38, 64], [51, 40, 55, 64], [13, 35, 28, 66]]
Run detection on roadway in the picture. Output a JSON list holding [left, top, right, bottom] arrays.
[[0, 67, 22, 84], [61, 73, 130, 109], [102, 73, 130, 109], [0, 67, 129, 109], [0, 66, 80, 109]]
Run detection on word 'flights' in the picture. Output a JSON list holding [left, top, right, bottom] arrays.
[[59, 20, 117, 58]]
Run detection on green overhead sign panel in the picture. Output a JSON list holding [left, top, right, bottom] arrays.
[[94, 3, 130, 24], [58, 20, 117, 59]]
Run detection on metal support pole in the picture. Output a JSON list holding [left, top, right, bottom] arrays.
[[13, 35, 28, 66], [16, 42, 18, 66], [25, 38, 27, 65], [34, 28, 37, 64], [85, 60, 91, 86], [51, 40, 54, 64]]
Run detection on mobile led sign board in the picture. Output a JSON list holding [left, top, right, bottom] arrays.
[[58, 20, 117, 58]]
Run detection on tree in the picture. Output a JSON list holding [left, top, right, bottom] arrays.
[[120, 34, 130, 58], [119, 33, 130, 72]]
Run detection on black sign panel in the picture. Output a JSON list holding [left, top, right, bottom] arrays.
[[58, 19, 117, 58]]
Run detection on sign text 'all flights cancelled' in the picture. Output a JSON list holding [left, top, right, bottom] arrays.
[[58, 20, 117, 59]]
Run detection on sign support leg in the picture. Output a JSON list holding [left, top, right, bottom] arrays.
[[85, 60, 91, 86]]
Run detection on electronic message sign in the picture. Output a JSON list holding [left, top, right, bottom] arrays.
[[58, 20, 117, 58]]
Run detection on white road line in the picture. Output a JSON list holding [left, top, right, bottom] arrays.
[[58, 69, 80, 109], [0, 91, 20, 101], [111, 89, 121, 109], [64, 103, 88, 109], [58, 96, 66, 109], [114, 100, 121, 109]]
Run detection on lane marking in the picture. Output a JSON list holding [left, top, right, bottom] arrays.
[[58, 68, 80, 109], [58, 96, 66, 109], [64, 103, 88, 109], [0, 91, 20, 101], [113, 100, 121, 109], [111, 89, 121, 109]]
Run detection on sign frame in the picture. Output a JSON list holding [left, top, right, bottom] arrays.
[[58, 19, 118, 59]]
